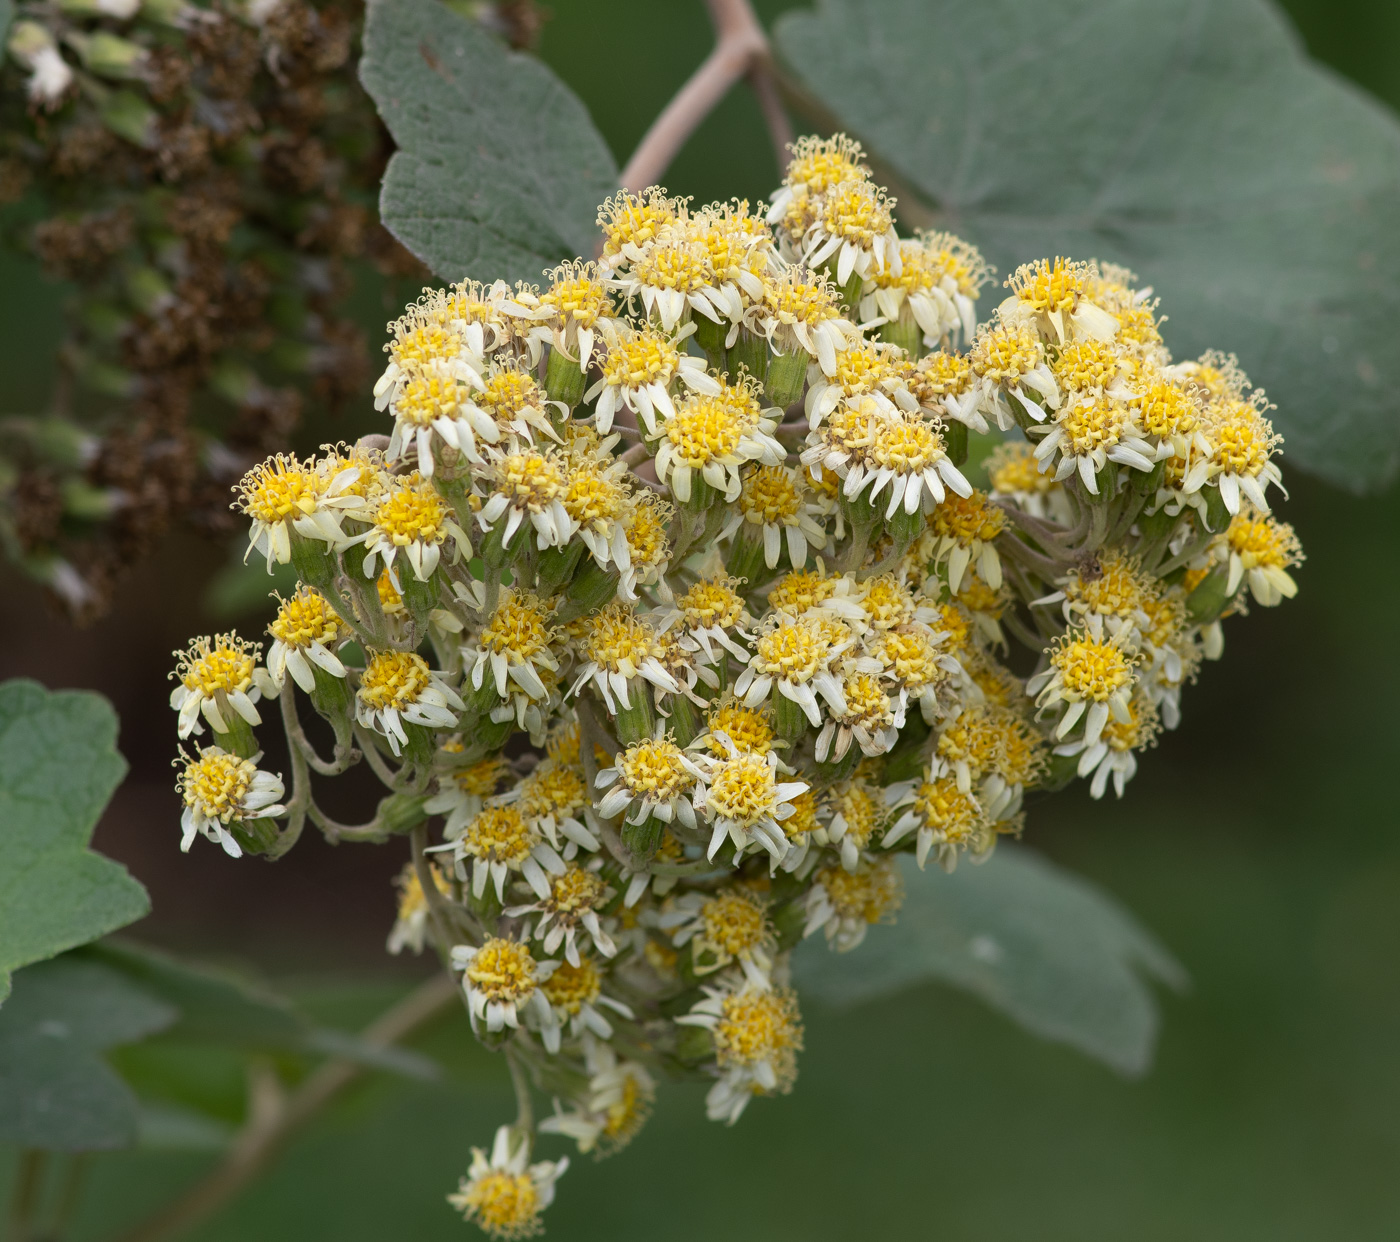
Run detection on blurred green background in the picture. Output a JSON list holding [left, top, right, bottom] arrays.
[[3, 0, 1400, 1237]]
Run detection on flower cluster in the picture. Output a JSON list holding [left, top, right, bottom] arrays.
[[163, 135, 1302, 1237]]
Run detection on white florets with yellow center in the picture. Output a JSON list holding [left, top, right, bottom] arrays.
[[169, 633, 274, 739], [695, 745, 809, 864], [265, 586, 349, 693], [596, 733, 704, 831], [175, 746, 285, 857], [653, 373, 784, 505], [447, 1125, 568, 1241], [677, 984, 805, 1124], [355, 650, 463, 755]]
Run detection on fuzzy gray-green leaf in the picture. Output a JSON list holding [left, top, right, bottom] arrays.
[[775, 0, 1400, 491], [0, 680, 148, 1003], [793, 846, 1186, 1076], [360, 0, 619, 285], [0, 957, 175, 1150]]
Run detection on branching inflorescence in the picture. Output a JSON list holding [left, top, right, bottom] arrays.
[[164, 135, 1302, 1238]]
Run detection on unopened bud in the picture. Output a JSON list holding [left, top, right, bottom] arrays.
[[765, 350, 808, 408]]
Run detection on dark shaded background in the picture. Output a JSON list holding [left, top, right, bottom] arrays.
[[3, 0, 1400, 1237]]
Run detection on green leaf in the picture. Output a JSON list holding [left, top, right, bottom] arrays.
[[0, 681, 148, 1003], [792, 846, 1187, 1076], [0, 957, 175, 1150], [775, 0, 1400, 491], [360, 0, 619, 285], [86, 940, 440, 1081], [203, 536, 298, 621]]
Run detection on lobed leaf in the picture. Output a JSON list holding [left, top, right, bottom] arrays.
[[0, 956, 175, 1150], [792, 845, 1187, 1076], [360, 0, 619, 286], [0, 680, 148, 1003], [775, 0, 1400, 491]]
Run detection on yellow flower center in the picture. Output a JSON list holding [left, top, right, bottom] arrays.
[[819, 179, 891, 243], [477, 369, 544, 421], [453, 755, 509, 797], [603, 1072, 653, 1145], [764, 273, 838, 326], [786, 134, 866, 195], [1101, 697, 1160, 754], [480, 591, 555, 662], [714, 988, 803, 1083], [1059, 395, 1127, 454], [913, 773, 982, 842], [988, 442, 1053, 496], [832, 783, 883, 848], [783, 788, 821, 840], [936, 708, 1003, 774], [817, 859, 903, 924], [859, 575, 914, 629], [767, 568, 836, 616], [177, 634, 257, 696], [700, 891, 770, 958], [738, 465, 803, 524], [665, 381, 760, 466], [872, 628, 944, 691], [842, 672, 890, 724], [1067, 553, 1150, 619], [707, 752, 779, 826], [377, 569, 404, 612], [1052, 635, 1134, 701], [540, 955, 602, 1015], [1211, 402, 1276, 476], [374, 476, 448, 546], [1136, 379, 1198, 439], [235, 454, 323, 523], [971, 323, 1043, 381], [546, 721, 581, 767], [1053, 339, 1122, 392], [618, 737, 695, 800], [493, 452, 565, 510], [541, 272, 611, 327], [913, 350, 973, 398], [869, 412, 944, 473], [395, 366, 465, 426], [547, 865, 605, 915], [754, 616, 843, 682], [359, 650, 433, 711], [635, 236, 708, 293], [598, 188, 680, 261], [458, 1171, 538, 1240], [600, 328, 679, 387], [705, 702, 774, 756], [1010, 257, 1090, 314], [1226, 511, 1299, 569], [679, 576, 747, 628], [389, 322, 462, 370], [517, 759, 586, 821], [180, 750, 255, 822], [461, 806, 538, 867], [269, 587, 345, 650], [563, 468, 627, 525], [931, 491, 1007, 543], [833, 343, 897, 395], [624, 494, 672, 566], [584, 604, 663, 673]]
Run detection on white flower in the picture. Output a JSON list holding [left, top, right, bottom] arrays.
[[354, 651, 462, 756], [447, 1125, 568, 1239], [175, 747, 285, 858]]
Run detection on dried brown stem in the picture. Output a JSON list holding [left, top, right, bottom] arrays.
[[107, 973, 458, 1242], [620, 0, 788, 192]]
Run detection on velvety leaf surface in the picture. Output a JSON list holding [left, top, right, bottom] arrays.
[[0, 680, 148, 1003], [793, 846, 1186, 1075], [0, 957, 175, 1150], [776, 0, 1400, 490], [360, 0, 619, 285]]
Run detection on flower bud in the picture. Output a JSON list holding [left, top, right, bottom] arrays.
[[765, 350, 808, 408], [543, 346, 587, 409]]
